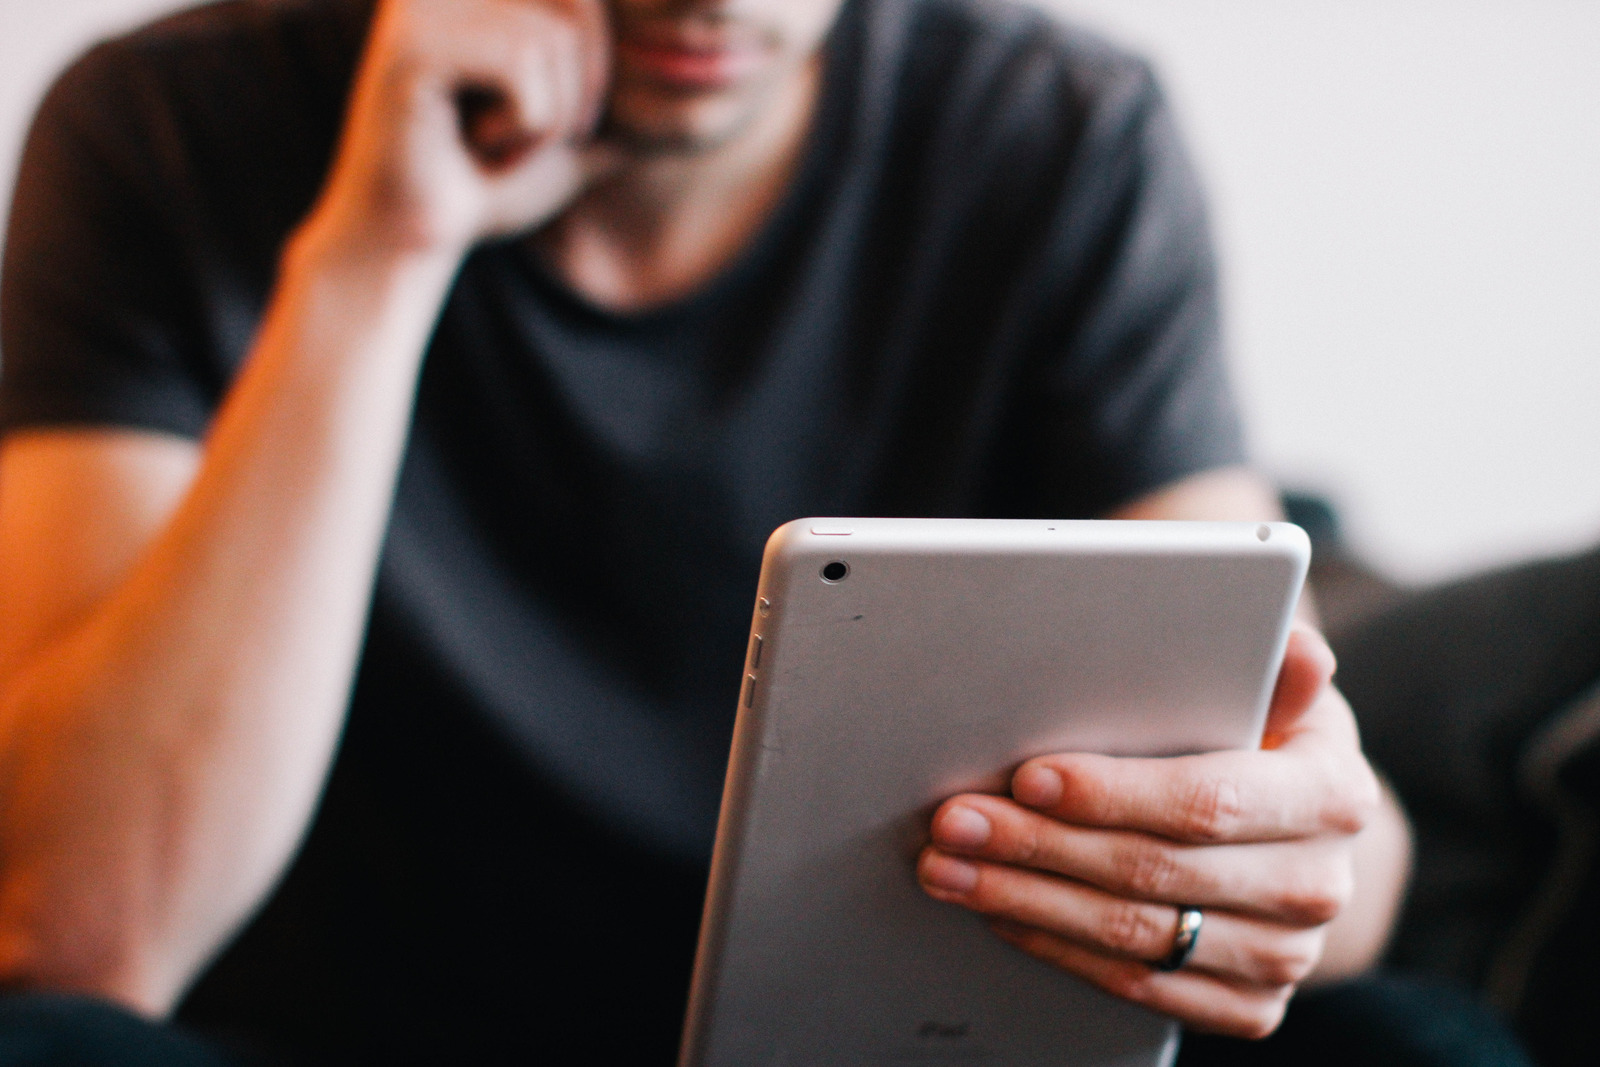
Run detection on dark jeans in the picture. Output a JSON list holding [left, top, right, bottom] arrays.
[[0, 974, 1535, 1066]]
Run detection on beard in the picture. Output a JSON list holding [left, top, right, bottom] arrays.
[[597, 61, 797, 156]]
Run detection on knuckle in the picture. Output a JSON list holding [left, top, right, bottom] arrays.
[[1110, 967, 1159, 1005], [959, 871, 998, 913], [505, 32, 542, 63], [1098, 900, 1168, 957], [1115, 841, 1183, 900], [1012, 817, 1046, 868], [1295, 853, 1355, 924], [1245, 989, 1294, 1040], [1180, 776, 1245, 842], [964, 867, 1018, 919], [1274, 877, 1347, 926], [1092, 957, 1159, 1004], [1249, 936, 1321, 986], [1326, 860, 1357, 912], [541, 21, 584, 59], [1321, 758, 1382, 835], [1218, 987, 1293, 1041]]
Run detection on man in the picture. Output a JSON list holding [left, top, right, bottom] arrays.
[[0, 0, 1409, 1060]]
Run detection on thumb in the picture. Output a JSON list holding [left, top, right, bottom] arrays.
[[1261, 626, 1337, 750], [476, 136, 627, 238]]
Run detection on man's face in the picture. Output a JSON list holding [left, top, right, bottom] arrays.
[[603, 0, 847, 152]]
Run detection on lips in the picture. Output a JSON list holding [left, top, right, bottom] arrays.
[[614, 20, 775, 91]]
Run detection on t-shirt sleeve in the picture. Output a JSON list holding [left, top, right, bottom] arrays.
[[0, 43, 216, 440], [1020, 51, 1247, 516]]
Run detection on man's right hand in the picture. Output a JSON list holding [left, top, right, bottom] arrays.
[[309, 0, 617, 260], [0, 2, 624, 1017]]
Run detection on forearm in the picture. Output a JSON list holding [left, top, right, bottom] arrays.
[[0, 224, 461, 1013]]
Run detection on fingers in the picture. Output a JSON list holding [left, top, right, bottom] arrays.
[[1007, 634, 1377, 844], [324, 0, 620, 248], [917, 847, 1326, 989], [477, 138, 622, 235], [1009, 741, 1376, 845], [989, 921, 1296, 1040], [1261, 627, 1338, 750], [916, 628, 1371, 1034], [436, 0, 602, 156], [928, 795, 1353, 925]]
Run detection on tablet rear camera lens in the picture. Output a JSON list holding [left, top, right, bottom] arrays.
[[821, 561, 849, 583]]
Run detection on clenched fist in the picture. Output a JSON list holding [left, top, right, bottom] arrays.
[[310, 0, 617, 258]]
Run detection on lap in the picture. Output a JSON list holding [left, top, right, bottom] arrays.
[[2, 976, 1534, 1067]]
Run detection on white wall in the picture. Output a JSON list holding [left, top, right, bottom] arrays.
[[1049, 0, 1600, 582], [4, 0, 1598, 583]]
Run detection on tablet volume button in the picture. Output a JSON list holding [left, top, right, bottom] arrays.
[[743, 673, 757, 708]]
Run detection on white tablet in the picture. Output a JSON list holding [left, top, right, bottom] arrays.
[[679, 518, 1310, 1067]]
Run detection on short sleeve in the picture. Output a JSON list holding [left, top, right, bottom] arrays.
[[1021, 51, 1246, 515], [0, 43, 217, 439]]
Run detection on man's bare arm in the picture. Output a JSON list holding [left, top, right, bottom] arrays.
[[0, 0, 610, 1015]]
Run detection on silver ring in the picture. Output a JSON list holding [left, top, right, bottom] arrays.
[[1156, 907, 1203, 972]]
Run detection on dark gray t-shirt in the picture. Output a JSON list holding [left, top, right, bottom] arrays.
[[0, 0, 1244, 1058]]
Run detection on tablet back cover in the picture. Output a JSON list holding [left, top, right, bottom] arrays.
[[680, 518, 1309, 1067]]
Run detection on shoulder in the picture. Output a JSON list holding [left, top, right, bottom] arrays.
[[904, 0, 1154, 91], [5, 0, 375, 407], [834, 0, 1178, 223], [25, 0, 371, 284], [35, 0, 368, 208], [46, 0, 367, 124], [824, 0, 1190, 284], [875, 0, 1162, 144]]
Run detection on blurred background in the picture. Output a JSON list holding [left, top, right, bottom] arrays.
[[3, 0, 1597, 585]]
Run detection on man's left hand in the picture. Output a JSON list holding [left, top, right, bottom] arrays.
[[916, 628, 1383, 1039]]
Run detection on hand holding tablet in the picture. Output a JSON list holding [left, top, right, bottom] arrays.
[[919, 626, 1378, 1040], [680, 518, 1377, 1066]]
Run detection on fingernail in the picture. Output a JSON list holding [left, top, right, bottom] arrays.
[[920, 852, 979, 895], [936, 805, 992, 849], [1014, 765, 1063, 809]]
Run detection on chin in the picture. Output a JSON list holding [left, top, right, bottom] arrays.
[[603, 85, 770, 155]]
